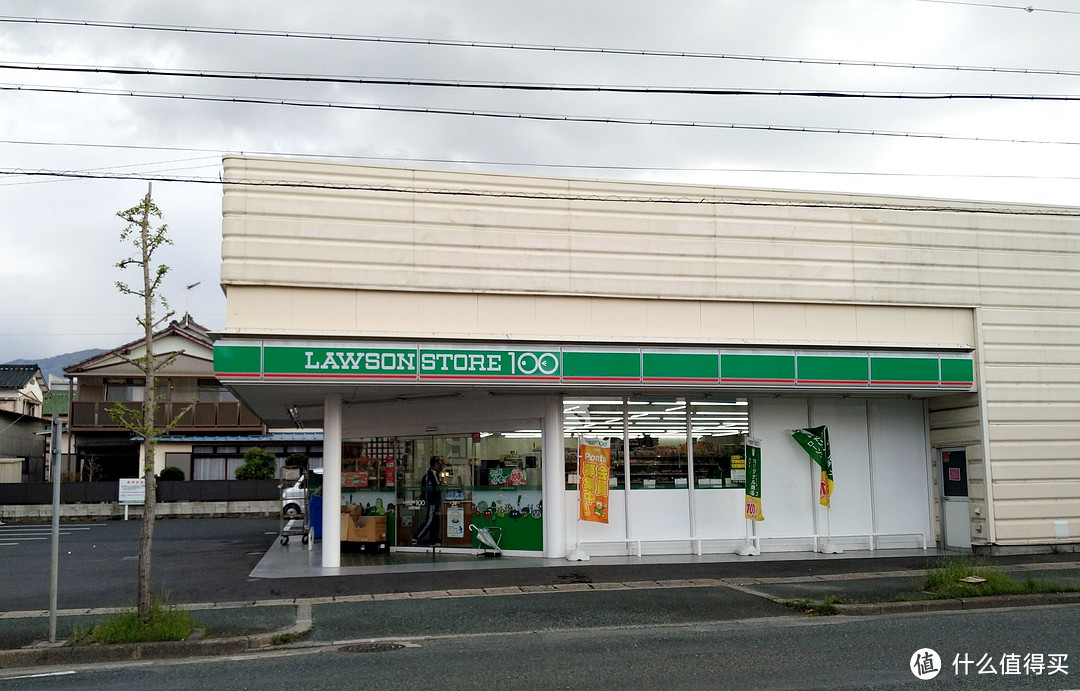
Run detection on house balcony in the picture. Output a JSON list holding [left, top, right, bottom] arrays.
[[70, 401, 264, 433]]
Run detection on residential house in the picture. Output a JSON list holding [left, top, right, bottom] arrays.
[[43, 374, 76, 479], [65, 317, 264, 481], [0, 364, 49, 482]]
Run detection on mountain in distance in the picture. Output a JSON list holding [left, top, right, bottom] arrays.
[[5, 348, 107, 383]]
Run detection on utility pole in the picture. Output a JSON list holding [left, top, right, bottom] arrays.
[[49, 414, 61, 642]]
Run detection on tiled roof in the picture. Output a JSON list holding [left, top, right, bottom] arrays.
[[65, 316, 213, 374], [43, 392, 71, 416], [0, 364, 39, 389]]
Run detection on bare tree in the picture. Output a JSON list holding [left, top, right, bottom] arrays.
[[109, 183, 193, 619]]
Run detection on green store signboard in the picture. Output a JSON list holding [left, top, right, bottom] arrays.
[[215, 341, 975, 391]]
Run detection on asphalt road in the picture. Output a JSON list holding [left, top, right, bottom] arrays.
[[2, 604, 1077, 689]]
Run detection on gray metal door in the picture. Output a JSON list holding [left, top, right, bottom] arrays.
[[940, 448, 971, 550]]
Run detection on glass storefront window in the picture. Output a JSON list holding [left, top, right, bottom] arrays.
[[563, 398, 749, 489], [340, 433, 545, 552]]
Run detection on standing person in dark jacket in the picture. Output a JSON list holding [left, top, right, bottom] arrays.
[[412, 456, 443, 545]]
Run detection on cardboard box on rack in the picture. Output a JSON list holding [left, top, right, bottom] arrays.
[[340, 505, 387, 542]]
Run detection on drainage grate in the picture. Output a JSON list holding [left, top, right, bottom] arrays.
[[339, 642, 406, 654]]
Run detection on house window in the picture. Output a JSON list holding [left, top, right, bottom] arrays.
[[164, 452, 192, 479], [105, 379, 144, 402], [193, 457, 226, 480]]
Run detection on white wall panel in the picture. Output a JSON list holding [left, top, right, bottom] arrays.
[[565, 489, 628, 554], [749, 398, 815, 550], [810, 399, 873, 545], [627, 489, 692, 542], [693, 489, 750, 544], [870, 399, 933, 547]]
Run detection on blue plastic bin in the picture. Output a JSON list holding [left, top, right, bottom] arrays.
[[309, 495, 323, 539]]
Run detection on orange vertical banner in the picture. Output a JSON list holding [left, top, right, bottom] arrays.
[[578, 437, 611, 523]]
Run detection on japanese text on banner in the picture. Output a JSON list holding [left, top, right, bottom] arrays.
[[744, 437, 763, 521], [578, 437, 611, 523]]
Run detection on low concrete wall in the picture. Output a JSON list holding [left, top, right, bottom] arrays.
[[0, 500, 280, 522]]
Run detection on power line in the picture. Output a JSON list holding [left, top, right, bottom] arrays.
[[4, 62, 1080, 100], [2, 15, 1077, 78], [911, 0, 1080, 14], [3, 138, 1078, 182], [4, 83, 1077, 147], [2, 167, 1077, 216]]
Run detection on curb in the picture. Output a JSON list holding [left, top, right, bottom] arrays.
[[834, 590, 1080, 615], [0, 634, 270, 670], [0, 611, 312, 671]]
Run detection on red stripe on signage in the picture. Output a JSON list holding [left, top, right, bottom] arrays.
[[721, 377, 796, 384], [941, 381, 974, 386], [642, 377, 719, 383], [798, 379, 870, 385], [871, 380, 938, 386], [562, 376, 641, 382], [214, 372, 260, 378]]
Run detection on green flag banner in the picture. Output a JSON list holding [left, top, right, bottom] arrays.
[[744, 437, 763, 521], [790, 426, 834, 508]]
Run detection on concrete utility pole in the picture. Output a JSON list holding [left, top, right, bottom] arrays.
[[49, 414, 61, 642]]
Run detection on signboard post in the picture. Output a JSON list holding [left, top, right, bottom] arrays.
[[736, 437, 762, 556], [118, 478, 145, 521]]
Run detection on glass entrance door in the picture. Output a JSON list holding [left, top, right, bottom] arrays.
[[394, 432, 545, 551], [396, 436, 475, 548]]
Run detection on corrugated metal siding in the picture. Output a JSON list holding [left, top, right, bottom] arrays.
[[221, 157, 1080, 544]]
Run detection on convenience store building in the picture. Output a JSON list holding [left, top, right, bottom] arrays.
[[212, 156, 1080, 568]]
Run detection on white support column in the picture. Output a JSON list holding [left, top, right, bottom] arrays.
[[542, 395, 566, 558], [685, 400, 697, 546], [622, 397, 632, 548], [322, 393, 342, 568]]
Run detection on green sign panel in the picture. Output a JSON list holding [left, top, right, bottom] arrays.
[[643, 352, 719, 382], [215, 342, 974, 392], [419, 348, 560, 380], [797, 355, 870, 384], [213, 345, 261, 376], [721, 354, 796, 383], [266, 347, 417, 378], [940, 358, 975, 386], [870, 356, 939, 385], [563, 351, 640, 381]]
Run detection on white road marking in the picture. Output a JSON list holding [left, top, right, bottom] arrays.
[[3, 670, 77, 680]]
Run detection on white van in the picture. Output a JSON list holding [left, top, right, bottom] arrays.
[[281, 468, 321, 516], [282, 476, 306, 517]]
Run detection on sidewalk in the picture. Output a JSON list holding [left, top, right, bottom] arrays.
[[2, 550, 1078, 671]]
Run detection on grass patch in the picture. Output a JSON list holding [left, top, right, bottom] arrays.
[[271, 629, 310, 646], [85, 603, 195, 645], [783, 597, 840, 616], [917, 557, 1077, 599]]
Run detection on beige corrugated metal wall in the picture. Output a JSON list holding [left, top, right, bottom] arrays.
[[220, 157, 1080, 546]]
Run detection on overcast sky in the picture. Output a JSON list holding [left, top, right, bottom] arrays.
[[2, 0, 1078, 365]]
